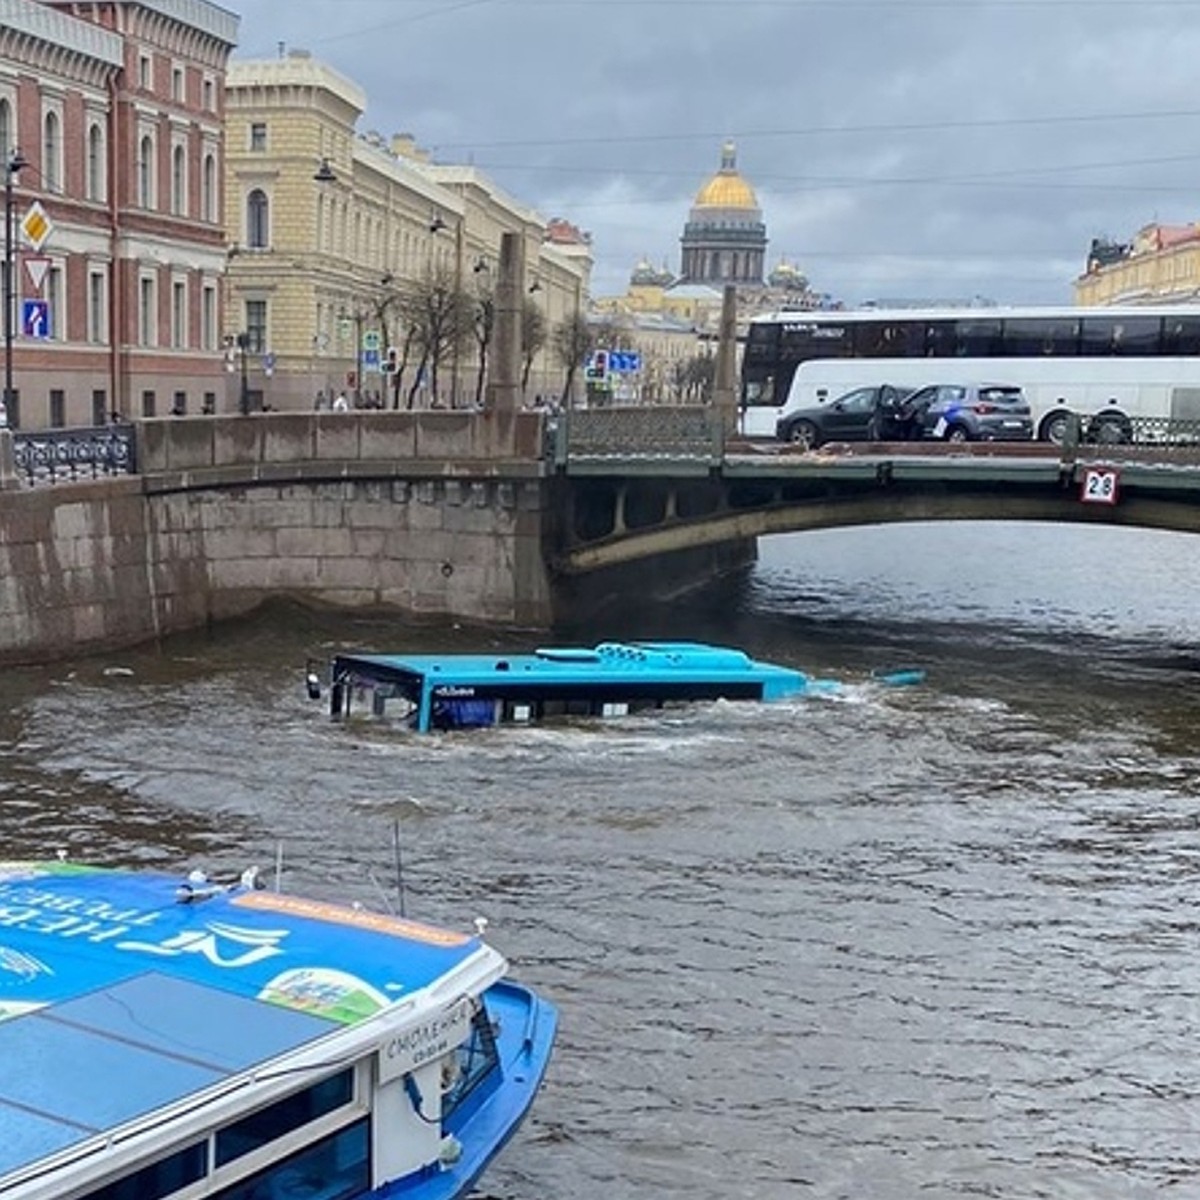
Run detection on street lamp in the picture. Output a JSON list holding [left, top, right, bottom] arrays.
[[236, 332, 250, 416], [4, 147, 29, 423]]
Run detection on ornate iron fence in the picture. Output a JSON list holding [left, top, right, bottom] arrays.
[[11, 425, 137, 486], [554, 405, 722, 465]]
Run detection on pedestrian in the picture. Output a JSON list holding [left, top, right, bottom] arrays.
[[332, 392, 349, 412]]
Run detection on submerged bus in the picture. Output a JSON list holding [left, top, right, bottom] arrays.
[[739, 305, 1200, 442]]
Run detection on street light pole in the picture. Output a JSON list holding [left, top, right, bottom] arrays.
[[237, 332, 250, 415], [3, 147, 28, 423]]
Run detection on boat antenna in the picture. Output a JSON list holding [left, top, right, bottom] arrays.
[[274, 841, 284, 892], [393, 818, 407, 918]]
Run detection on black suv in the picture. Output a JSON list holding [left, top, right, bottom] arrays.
[[775, 384, 919, 447]]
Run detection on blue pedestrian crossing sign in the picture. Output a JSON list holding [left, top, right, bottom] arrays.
[[21, 299, 50, 339]]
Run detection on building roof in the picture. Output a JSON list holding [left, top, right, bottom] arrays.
[[693, 140, 758, 210]]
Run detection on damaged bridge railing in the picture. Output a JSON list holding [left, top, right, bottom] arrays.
[[551, 405, 724, 467], [3, 425, 138, 488]]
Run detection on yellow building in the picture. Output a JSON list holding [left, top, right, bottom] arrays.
[[1074, 224, 1200, 306], [223, 51, 591, 410]]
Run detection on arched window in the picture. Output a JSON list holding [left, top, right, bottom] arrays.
[[0, 99, 11, 159], [246, 188, 269, 249], [42, 111, 60, 191], [202, 153, 216, 223], [138, 134, 154, 208], [171, 144, 186, 215], [86, 123, 105, 201]]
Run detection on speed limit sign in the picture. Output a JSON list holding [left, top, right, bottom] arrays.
[[1080, 467, 1120, 505]]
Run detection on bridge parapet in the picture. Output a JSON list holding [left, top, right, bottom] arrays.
[[557, 405, 720, 468]]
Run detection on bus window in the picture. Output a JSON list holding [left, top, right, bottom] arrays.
[[745, 323, 779, 361], [1163, 316, 1200, 355], [953, 319, 1001, 357], [924, 322, 956, 357], [1082, 315, 1161, 356], [853, 321, 909, 357], [1002, 317, 1079, 356]]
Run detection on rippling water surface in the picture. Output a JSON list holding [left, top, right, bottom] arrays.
[[4, 521, 1200, 1199]]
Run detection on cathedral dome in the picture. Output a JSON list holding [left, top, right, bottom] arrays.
[[693, 140, 758, 210]]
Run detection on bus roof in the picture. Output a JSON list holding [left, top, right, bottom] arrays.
[[749, 304, 1200, 325]]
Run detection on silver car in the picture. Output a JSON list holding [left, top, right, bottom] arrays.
[[911, 383, 1033, 442]]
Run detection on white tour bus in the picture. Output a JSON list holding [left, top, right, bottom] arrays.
[[739, 305, 1200, 442]]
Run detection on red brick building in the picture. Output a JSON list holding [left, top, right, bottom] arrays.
[[1, 0, 237, 429]]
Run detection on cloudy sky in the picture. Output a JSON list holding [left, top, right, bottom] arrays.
[[232, 0, 1200, 306]]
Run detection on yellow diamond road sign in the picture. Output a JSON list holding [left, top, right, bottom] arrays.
[[20, 201, 51, 252]]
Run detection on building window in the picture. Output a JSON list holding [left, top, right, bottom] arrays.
[[244, 298, 267, 354], [138, 134, 155, 208], [47, 266, 63, 339], [172, 66, 184, 103], [202, 391, 216, 414], [171, 280, 187, 348], [202, 77, 214, 111], [86, 123, 105, 201], [201, 283, 217, 351], [88, 270, 107, 343], [49, 389, 65, 428], [249, 122, 267, 152], [141, 390, 156, 418], [172, 390, 187, 416], [139, 275, 157, 346], [246, 189, 269, 249], [139, 53, 152, 90], [42, 110, 60, 191], [202, 153, 217, 223], [0, 97, 12, 159], [172, 143, 186, 216]]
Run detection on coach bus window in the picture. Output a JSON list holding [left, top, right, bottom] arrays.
[[1002, 318, 1079, 356], [924, 322, 956, 357], [1164, 316, 1200, 355], [745, 323, 779, 361], [1112, 316, 1161, 355], [953, 319, 1001, 356]]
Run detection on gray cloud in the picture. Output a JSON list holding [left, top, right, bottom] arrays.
[[233, 0, 1200, 304]]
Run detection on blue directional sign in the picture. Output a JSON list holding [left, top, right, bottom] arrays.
[[608, 350, 642, 373], [21, 299, 50, 340]]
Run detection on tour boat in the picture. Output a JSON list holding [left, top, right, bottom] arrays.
[[0, 858, 556, 1200], [310, 639, 847, 731]]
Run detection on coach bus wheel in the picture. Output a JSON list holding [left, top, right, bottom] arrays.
[[1040, 411, 1070, 444], [788, 420, 819, 449], [1088, 412, 1132, 445]]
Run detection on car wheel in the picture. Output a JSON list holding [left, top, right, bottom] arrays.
[[788, 420, 819, 449], [1040, 411, 1071, 445], [945, 424, 970, 444]]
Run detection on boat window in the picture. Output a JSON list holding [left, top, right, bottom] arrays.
[[212, 1118, 369, 1200], [74, 1142, 206, 1200], [215, 1069, 354, 1167], [443, 1001, 501, 1118]]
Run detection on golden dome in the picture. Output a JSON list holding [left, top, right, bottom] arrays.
[[693, 140, 758, 210]]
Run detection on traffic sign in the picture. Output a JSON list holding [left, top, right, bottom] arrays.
[[608, 350, 642, 373], [263, 352, 276, 378], [20, 201, 51, 252], [1081, 467, 1119, 505], [363, 330, 381, 352], [23, 255, 50, 294], [21, 299, 50, 339], [363, 348, 381, 373]]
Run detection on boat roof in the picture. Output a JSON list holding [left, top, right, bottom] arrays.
[[0, 860, 492, 1186], [336, 640, 806, 686]]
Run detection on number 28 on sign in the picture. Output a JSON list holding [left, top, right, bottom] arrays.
[[1081, 467, 1119, 505]]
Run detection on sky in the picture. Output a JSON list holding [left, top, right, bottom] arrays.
[[230, 0, 1200, 307]]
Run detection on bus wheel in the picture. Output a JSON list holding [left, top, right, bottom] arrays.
[[1088, 412, 1132, 445], [788, 420, 819, 449], [1040, 411, 1070, 444]]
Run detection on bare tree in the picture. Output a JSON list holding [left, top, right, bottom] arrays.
[[521, 299, 547, 396], [551, 311, 595, 408], [395, 264, 471, 408], [471, 281, 496, 408]]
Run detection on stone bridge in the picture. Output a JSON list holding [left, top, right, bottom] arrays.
[[3, 406, 1200, 663]]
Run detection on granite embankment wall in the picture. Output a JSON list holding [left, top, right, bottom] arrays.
[[0, 412, 554, 665]]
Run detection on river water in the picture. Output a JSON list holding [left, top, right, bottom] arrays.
[[3, 521, 1200, 1200]]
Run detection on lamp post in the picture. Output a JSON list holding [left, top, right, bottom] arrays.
[[3, 147, 28, 423], [236, 332, 250, 415]]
